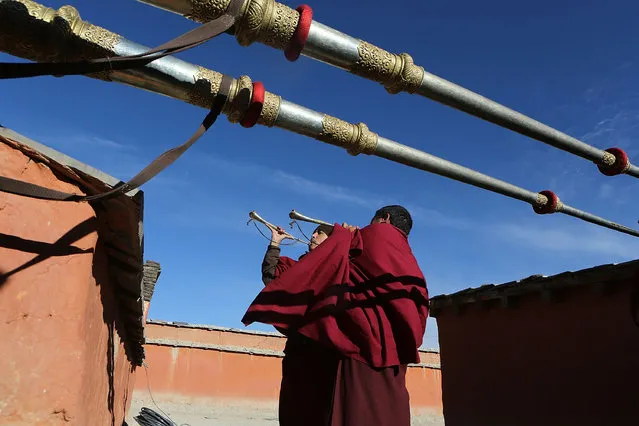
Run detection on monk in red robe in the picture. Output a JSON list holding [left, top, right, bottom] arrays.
[[260, 222, 340, 425], [244, 205, 429, 426], [261, 223, 334, 285]]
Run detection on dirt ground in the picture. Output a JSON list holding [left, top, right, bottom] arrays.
[[125, 393, 445, 426]]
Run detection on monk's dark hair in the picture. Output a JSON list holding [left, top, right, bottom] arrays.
[[314, 224, 334, 236], [373, 205, 413, 236]]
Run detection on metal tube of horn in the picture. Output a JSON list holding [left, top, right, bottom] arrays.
[[249, 210, 278, 230], [137, 0, 639, 179], [2, 0, 639, 238], [288, 210, 332, 227], [249, 210, 308, 244]]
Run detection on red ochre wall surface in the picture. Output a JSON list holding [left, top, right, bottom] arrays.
[[435, 281, 639, 426], [0, 142, 136, 426], [133, 321, 443, 417]]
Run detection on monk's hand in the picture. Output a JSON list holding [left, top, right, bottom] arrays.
[[341, 223, 359, 233], [270, 226, 294, 245]]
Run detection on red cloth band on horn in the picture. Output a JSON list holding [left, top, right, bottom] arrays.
[[284, 5, 313, 62], [240, 81, 265, 128], [533, 190, 560, 215], [597, 147, 630, 176]]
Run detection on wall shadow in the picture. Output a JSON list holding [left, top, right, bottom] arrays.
[[0, 214, 128, 423], [91, 236, 117, 426], [0, 217, 96, 287], [92, 233, 139, 426]]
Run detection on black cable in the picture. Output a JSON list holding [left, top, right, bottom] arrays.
[[133, 407, 177, 426], [132, 363, 191, 426]]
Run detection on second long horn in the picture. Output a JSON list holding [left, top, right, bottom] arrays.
[[289, 210, 332, 227]]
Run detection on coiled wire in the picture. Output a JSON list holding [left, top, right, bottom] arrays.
[[133, 407, 178, 426]]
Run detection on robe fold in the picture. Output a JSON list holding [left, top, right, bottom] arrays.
[[274, 255, 297, 276], [243, 222, 429, 368]]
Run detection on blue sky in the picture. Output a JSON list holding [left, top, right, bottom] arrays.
[[3, 0, 639, 349]]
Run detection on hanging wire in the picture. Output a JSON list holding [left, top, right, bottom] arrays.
[[132, 363, 191, 426], [289, 219, 311, 242]]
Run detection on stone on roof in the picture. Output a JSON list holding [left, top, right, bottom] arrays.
[[142, 260, 161, 302]]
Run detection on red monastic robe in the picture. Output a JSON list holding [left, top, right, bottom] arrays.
[[243, 223, 429, 425]]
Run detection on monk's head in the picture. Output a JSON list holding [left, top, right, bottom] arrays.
[[309, 224, 333, 250], [371, 205, 413, 236]]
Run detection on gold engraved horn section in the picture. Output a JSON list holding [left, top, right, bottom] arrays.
[[0, 0, 121, 80], [350, 42, 425, 95], [258, 92, 281, 127], [318, 116, 378, 156], [184, 0, 299, 50], [234, 0, 299, 49], [224, 74, 253, 123], [188, 68, 280, 127], [189, 66, 225, 109], [187, 0, 232, 22]]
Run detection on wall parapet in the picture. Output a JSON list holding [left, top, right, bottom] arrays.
[[146, 319, 440, 354], [147, 319, 285, 337], [145, 336, 441, 369]]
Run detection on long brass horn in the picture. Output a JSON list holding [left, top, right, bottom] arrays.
[[288, 210, 332, 227], [248, 210, 308, 244], [137, 0, 638, 179], [2, 0, 639, 238]]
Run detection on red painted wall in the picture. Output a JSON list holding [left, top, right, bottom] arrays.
[[0, 142, 136, 425], [436, 283, 639, 426], [133, 322, 443, 418]]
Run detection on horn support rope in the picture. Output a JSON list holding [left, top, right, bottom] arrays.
[[137, 0, 637, 179], [0, 0, 638, 237]]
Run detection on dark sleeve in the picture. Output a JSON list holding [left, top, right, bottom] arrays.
[[261, 245, 281, 286]]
